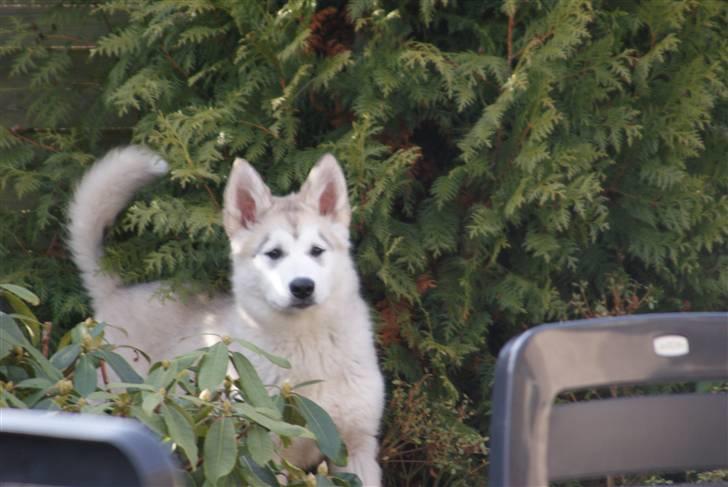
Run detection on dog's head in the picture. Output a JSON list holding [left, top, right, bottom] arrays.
[[222, 154, 354, 314]]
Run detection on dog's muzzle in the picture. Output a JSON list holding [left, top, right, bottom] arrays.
[[290, 277, 315, 299], [291, 299, 315, 309], [289, 277, 315, 309]]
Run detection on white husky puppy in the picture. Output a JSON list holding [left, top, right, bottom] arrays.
[[68, 146, 385, 485]]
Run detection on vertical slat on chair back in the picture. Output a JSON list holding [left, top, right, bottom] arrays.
[[489, 313, 728, 487]]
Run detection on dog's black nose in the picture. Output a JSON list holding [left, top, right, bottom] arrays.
[[290, 278, 315, 299]]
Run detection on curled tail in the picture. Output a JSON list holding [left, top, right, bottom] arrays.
[[68, 146, 169, 305]]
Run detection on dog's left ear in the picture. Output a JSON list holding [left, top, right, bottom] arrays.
[[300, 154, 351, 227]]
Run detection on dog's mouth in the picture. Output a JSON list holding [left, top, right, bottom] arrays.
[[290, 299, 315, 310]]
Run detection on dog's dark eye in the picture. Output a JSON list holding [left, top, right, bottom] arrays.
[[310, 246, 325, 257], [265, 248, 283, 260]]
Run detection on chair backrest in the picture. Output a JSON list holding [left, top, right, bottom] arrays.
[[488, 312, 728, 486], [0, 409, 182, 486]]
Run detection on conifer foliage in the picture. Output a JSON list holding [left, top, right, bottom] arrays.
[[1, 1, 727, 484]]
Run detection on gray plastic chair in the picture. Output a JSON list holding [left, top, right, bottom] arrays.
[[489, 312, 728, 486], [0, 409, 183, 486]]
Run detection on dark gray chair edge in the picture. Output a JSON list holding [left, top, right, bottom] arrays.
[[0, 408, 183, 486]]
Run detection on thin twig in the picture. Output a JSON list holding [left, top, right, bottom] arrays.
[[9, 130, 60, 153], [45, 233, 59, 257], [180, 143, 221, 210], [513, 31, 553, 60], [160, 47, 188, 79], [44, 34, 88, 43], [238, 119, 277, 138], [507, 13, 515, 66], [204, 184, 221, 211], [385, 446, 429, 457], [41, 322, 53, 358], [100, 360, 109, 385]]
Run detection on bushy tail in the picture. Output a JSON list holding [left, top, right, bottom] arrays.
[[68, 146, 169, 304]]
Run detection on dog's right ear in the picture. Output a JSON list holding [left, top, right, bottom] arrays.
[[223, 158, 272, 236]]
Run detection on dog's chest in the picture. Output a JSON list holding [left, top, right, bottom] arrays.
[[254, 331, 349, 389], [225, 306, 376, 422]]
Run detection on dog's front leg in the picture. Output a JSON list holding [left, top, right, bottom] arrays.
[[332, 434, 382, 487]]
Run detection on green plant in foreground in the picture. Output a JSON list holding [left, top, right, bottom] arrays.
[[0, 284, 359, 487]]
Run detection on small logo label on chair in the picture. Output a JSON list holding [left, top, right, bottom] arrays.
[[653, 335, 689, 357]]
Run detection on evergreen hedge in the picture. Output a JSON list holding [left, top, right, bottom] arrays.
[[1, 1, 726, 484]]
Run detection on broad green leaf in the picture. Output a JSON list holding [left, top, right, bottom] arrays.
[[193, 405, 215, 425], [234, 402, 314, 439], [179, 395, 212, 407], [293, 394, 347, 466], [33, 397, 58, 410], [0, 314, 26, 343], [74, 354, 97, 396], [88, 321, 107, 338], [1, 315, 61, 381], [0, 315, 14, 360], [3, 292, 40, 345], [0, 284, 40, 305], [232, 338, 291, 369], [246, 424, 275, 466], [50, 343, 81, 370], [10, 315, 42, 347], [70, 326, 84, 345], [203, 417, 237, 484], [16, 377, 53, 389], [198, 342, 228, 392], [272, 395, 285, 416], [146, 361, 179, 389], [142, 390, 165, 415], [254, 407, 283, 420], [81, 401, 113, 414], [131, 405, 166, 437], [239, 455, 278, 487], [26, 355, 63, 381], [105, 382, 157, 392], [112, 345, 150, 363], [331, 472, 362, 487], [3, 366, 29, 383], [173, 349, 205, 370], [1, 389, 28, 408], [176, 376, 198, 396], [281, 458, 307, 480], [230, 352, 277, 413], [57, 330, 73, 350], [145, 365, 164, 387], [97, 350, 143, 384], [161, 402, 199, 469], [292, 379, 324, 390], [86, 391, 116, 401], [23, 387, 47, 407], [283, 395, 306, 426], [316, 475, 337, 487]]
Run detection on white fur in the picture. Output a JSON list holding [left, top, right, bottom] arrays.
[[67, 146, 385, 485]]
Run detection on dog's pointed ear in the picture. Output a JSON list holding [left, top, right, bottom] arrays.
[[300, 153, 351, 227], [223, 158, 272, 236]]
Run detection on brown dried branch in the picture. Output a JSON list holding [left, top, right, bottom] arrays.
[[41, 322, 53, 358]]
